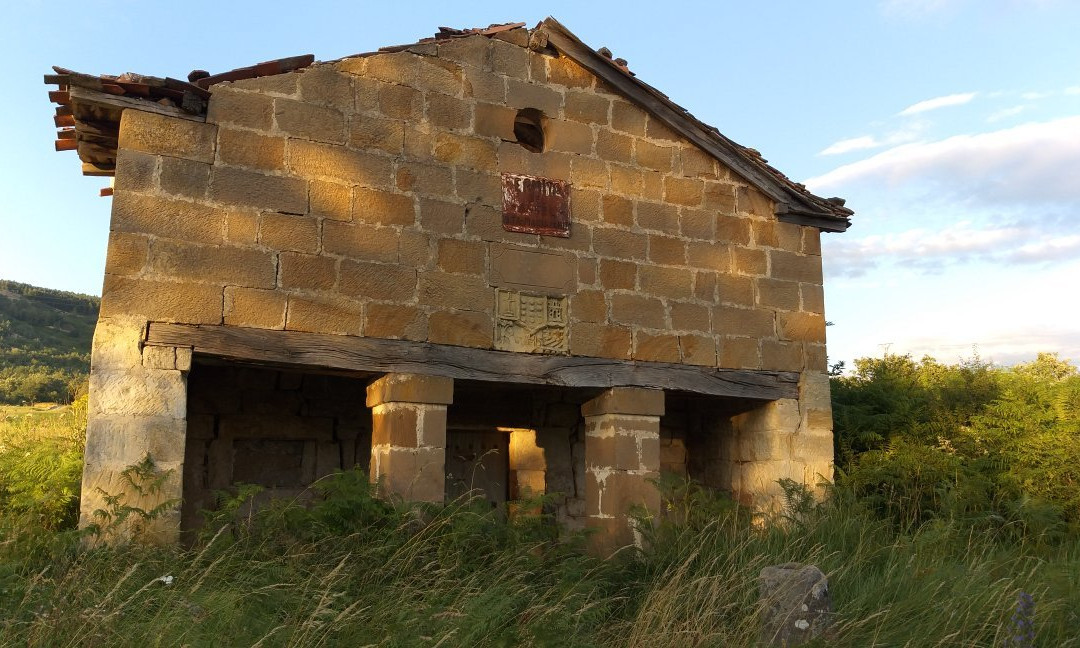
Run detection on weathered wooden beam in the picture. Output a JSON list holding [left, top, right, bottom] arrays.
[[145, 323, 799, 400], [68, 86, 206, 122]]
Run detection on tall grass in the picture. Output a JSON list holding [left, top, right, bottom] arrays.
[[2, 407, 1079, 646]]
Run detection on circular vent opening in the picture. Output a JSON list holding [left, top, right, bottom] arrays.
[[513, 108, 545, 153]]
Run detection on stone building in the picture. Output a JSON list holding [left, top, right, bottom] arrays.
[[46, 19, 851, 553]]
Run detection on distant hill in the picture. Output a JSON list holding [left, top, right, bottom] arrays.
[[0, 280, 99, 404]]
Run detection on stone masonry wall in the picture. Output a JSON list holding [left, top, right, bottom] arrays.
[[99, 31, 827, 375]]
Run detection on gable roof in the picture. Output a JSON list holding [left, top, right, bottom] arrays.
[[44, 18, 851, 231]]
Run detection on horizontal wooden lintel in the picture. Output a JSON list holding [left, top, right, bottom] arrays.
[[145, 323, 799, 401]]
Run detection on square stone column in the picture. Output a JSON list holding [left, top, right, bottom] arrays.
[[81, 317, 190, 544], [366, 373, 452, 503], [727, 371, 835, 514], [581, 387, 664, 556]]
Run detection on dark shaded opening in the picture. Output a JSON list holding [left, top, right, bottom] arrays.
[[513, 108, 545, 152]]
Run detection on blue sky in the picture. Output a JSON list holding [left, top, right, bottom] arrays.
[[2, 0, 1078, 367]]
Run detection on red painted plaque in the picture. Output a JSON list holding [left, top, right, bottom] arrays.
[[501, 172, 571, 237]]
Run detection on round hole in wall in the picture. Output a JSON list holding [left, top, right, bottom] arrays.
[[513, 108, 545, 153]]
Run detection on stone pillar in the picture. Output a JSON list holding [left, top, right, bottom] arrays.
[[728, 371, 834, 513], [581, 387, 664, 556], [366, 373, 452, 503], [81, 317, 190, 544]]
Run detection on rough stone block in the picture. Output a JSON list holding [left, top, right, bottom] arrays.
[[418, 271, 489, 310], [634, 331, 680, 363], [669, 302, 710, 333], [298, 65, 354, 110], [757, 278, 801, 311], [217, 128, 285, 171], [260, 212, 319, 253], [224, 286, 287, 329], [776, 312, 826, 344], [288, 139, 394, 186], [206, 87, 274, 131], [543, 118, 593, 156], [113, 149, 157, 193], [141, 346, 175, 370], [378, 83, 422, 121], [158, 157, 210, 200], [339, 260, 417, 302], [611, 100, 647, 136], [433, 132, 497, 172], [210, 166, 307, 214], [663, 176, 704, 207], [680, 334, 717, 366], [737, 186, 773, 217], [279, 252, 336, 292], [759, 564, 831, 647], [349, 115, 405, 155], [353, 187, 416, 226], [105, 232, 149, 277], [719, 337, 761, 370], [704, 181, 737, 214], [762, 340, 805, 372], [363, 304, 426, 341], [111, 192, 225, 243], [582, 387, 665, 417], [505, 78, 562, 115], [715, 274, 753, 307], [635, 139, 673, 172], [598, 259, 636, 290], [285, 295, 363, 335], [770, 250, 823, 284], [639, 265, 694, 300], [148, 240, 276, 289], [570, 323, 631, 359], [100, 275, 222, 324], [322, 221, 399, 262], [610, 294, 666, 329], [593, 228, 647, 260], [437, 238, 485, 275], [89, 369, 186, 419], [426, 93, 471, 130], [427, 310, 491, 348], [119, 110, 216, 163]]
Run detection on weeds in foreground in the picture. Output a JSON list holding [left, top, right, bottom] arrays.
[[2, 470, 1079, 647]]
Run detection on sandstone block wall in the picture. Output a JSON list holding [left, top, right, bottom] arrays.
[[100, 32, 827, 375], [85, 26, 838, 545]]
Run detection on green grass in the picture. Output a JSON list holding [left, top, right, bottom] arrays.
[[3, 404, 1079, 646]]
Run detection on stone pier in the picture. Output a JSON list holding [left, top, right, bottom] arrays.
[[582, 387, 664, 555], [727, 372, 835, 513], [82, 317, 189, 543], [366, 373, 452, 502]]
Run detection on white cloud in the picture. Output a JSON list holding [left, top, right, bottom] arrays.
[[819, 136, 880, 156], [822, 210, 1080, 278], [819, 125, 925, 156], [898, 92, 977, 116], [1065, 86, 1080, 96], [805, 115, 1080, 206], [986, 105, 1026, 122]]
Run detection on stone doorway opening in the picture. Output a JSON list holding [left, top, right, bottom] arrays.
[[181, 360, 374, 532]]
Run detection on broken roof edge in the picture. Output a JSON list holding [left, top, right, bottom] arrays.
[[534, 17, 851, 232], [45, 18, 852, 231]]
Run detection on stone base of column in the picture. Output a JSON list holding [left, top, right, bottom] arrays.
[[728, 372, 835, 515], [367, 373, 452, 503], [81, 318, 190, 544], [581, 387, 664, 557]]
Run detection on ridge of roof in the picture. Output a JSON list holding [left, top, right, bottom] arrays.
[[43, 19, 851, 231]]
